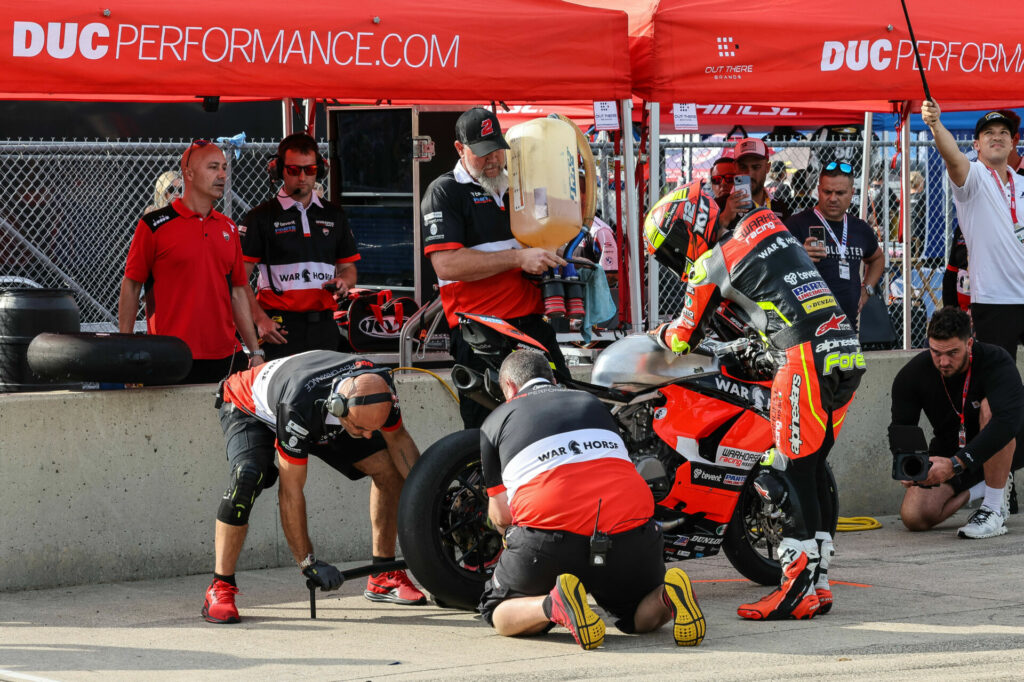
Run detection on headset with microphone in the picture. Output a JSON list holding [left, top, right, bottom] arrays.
[[326, 376, 396, 418], [270, 133, 329, 182]]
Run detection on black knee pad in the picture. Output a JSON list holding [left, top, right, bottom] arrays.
[[217, 461, 270, 526]]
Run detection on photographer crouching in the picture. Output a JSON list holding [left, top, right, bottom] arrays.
[[890, 307, 1023, 538]]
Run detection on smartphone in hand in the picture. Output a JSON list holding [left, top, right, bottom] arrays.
[[809, 225, 826, 248], [732, 175, 753, 210]]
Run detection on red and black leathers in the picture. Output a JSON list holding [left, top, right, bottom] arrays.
[[658, 208, 864, 538]]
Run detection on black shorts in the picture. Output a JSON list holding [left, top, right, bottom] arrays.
[[262, 309, 341, 361], [970, 302, 1024, 362], [931, 437, 1024, 495], [219, 402, 384, 486], [478, 519, 664, 634]]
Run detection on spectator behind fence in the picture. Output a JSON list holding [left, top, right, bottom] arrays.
[[118, 140, 263, 383], [707, 156, 744, 231], [202, 351, 424, 624], [420, 107, 569, 429], [767, 160, 793, 205], [942, 225, 970, 311], [785, 162, 884, 331], [733, 137, 791, 222], [477, 350, 705, 650], [923, 101, 1024, 362], [789, 168, 816, 213], [143, 170, 182, 215], [239, 133, 360, 361], [890, 307, 1022, 538]]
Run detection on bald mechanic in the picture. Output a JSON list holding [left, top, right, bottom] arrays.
[[201, 350, 425, 624], [119, 140, 263, 383], [421, 107, 569, 428]]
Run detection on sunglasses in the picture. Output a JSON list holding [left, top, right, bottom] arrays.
[[166, 184, 183, 196], [284, 164, 319, 177], [711, 174, 736, 185], [824, 161, 854, 174], [184, 139, 212, 169]]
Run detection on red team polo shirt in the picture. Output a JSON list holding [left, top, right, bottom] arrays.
[[124, 199, 247, 360]]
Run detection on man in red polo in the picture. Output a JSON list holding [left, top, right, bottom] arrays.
[[118, 140, 263, 383]]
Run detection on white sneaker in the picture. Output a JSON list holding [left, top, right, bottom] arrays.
[[957, 505, 1008, 539], [1002, 472, 1016, 518]]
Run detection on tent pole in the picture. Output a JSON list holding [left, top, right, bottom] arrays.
[[282, 98, 294, 137], [621, 98, 643, 331], [648, 101, 660, 327], [859, 112, 872, 220], [900, 106, 912, 350]]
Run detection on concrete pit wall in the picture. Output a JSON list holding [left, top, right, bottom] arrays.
[[0, 351, 935, 591]]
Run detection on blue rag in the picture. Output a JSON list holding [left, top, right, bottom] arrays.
[[579, 263, 617, 343]]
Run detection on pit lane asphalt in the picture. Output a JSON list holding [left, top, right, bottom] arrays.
[[2, 511, 1022, 682]]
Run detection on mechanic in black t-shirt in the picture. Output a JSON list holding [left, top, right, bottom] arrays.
[[477, 350, 704, 650], [890, 307, 1024, 539], [200, 351, 425, 625], [785, 162, 884, 331], [240, 134, 360, 360]]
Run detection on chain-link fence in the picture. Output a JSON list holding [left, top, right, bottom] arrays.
[[0, 134, 966, 347], [0, 139, 307, 327], [653, 135, 970, 348]]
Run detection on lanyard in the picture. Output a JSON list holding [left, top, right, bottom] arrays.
[[989, 167, 1018, 225], [941, 355, 972, 448], [813, 208, 848, 261]]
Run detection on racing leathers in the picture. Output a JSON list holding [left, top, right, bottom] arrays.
[[657, 207, 865, 620]]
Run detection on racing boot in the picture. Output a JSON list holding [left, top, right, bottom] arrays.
[[737, 538, 819, 621], [813, 531, 835, 615]]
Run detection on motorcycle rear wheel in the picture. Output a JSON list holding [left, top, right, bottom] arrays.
[[721, 462, 839, 586], [397, 429, 501, 610]]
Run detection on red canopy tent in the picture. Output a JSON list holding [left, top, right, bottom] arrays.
[[0, 0, 630, 102], [609, 0, 1024, 111]]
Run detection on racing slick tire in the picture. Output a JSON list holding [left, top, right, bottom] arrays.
[[398, 429, 502, 611], [722, 461, 839, 586], [27, 332, 192, 384]]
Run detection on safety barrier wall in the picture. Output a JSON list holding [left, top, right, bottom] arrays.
[[0, 351, 959, 591]]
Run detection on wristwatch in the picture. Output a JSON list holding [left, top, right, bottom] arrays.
[[863, 283, 876, 296], [299, 553, 316, 570], [950, 456, 964, 476], [249, 349, 266, 358]]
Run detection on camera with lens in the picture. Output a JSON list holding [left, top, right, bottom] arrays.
[[888, 424, 932, 482]]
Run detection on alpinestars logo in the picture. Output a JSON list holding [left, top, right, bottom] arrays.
[[716, 37, 736, 58], [789, 374, 802, 455]]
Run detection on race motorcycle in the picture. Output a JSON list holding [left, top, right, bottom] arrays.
[[396, 311, 838, 610]]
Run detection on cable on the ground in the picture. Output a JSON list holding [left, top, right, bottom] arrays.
[[836, 516, 882, 532], [391, 366, 460, 405]]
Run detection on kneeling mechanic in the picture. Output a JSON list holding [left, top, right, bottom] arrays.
[[477, 350, 705, 650], [202, 350, 424, 624]]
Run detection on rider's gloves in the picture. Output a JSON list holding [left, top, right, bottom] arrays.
[[652, 323, 691, 354], [302, 559, 343, 591]]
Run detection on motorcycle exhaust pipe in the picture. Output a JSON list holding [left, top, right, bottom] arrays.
[[659, 518, 688, 531], [450, 364, 499, 410]]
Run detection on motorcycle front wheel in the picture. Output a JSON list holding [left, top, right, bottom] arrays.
[[397, 429, 501, 610], [721, 461, 839, 586]]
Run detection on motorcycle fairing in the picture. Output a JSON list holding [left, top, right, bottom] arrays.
[[456, 313, 549, 354]]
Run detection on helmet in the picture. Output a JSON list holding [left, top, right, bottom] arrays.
[[643, 180, 720, 279]]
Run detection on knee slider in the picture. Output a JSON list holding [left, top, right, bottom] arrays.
[[217, 462, 269, 526]]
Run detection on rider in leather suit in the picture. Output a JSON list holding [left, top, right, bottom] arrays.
[[645, 180, 865, 621]]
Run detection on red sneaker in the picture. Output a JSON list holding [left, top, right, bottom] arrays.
[[202, 579, 240, 624], [548, 574, 605, 650], [737, 552, 819, 621], [364, 570, 427, 605]]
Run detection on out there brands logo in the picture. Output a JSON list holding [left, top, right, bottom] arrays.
[[820, 38, 1024, 74], [10, 20, 461, 68], [706, 36, 752, 80]]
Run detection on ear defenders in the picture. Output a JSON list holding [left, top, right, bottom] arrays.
[[327, 377, 395, 418], [272, 133, 328, 181]]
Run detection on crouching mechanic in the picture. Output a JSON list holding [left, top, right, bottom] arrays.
[[201, 350, 425, 624], [646, 180, 864, 621], [478, 350, 705, 650], [891, 306, 1024, 538]]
